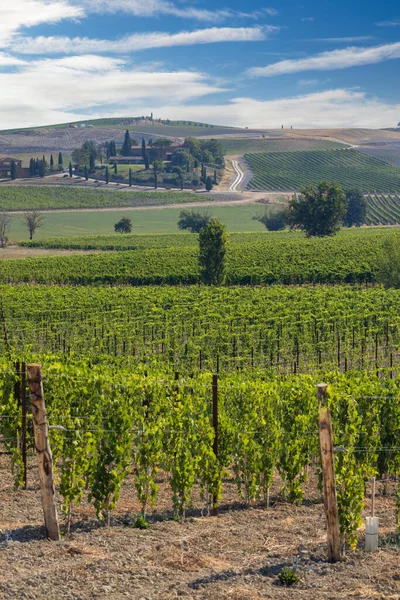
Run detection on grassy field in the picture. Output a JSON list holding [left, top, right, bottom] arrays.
[[0, 186, 224, 211], [8, 204, 271, 239], [246, 148, 400, 192], [222, 138, 347, 155]]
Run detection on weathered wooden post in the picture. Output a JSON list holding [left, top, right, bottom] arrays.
[[27, 363, 60, 541], [212, 374, 219, 516], [318, 383, 341, 562]]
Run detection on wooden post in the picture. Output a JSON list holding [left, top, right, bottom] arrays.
[[27, 364, 60, 541], [318, 384, 341, 562], [212, 374, 219, 516], [21, 363, 27, 490]]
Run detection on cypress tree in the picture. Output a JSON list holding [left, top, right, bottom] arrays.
[[38, 159, 45, 178], [141, 138, 146, 161], [29, 158, 35, 177], [144, 153, 149, 170], [113, 161, 117, 175], [50, 154, 54, 170], [214, 169, 217, 185], [154, 168, 158, 189], [69, 162, 73, 177], [89, 152, 95, 171], [129, 168, 132, 187], [84, 164, 88, 180], [10, 160, 17, 180], [180, 173, 184, 190], [58, 152, 63, 167], [121, 130, 131, 156], [105, 166, 109, 184]]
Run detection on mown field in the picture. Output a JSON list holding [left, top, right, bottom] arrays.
[[222, 138, 346, 155], [0, 186, 217, 211], [5, 228, 399, 285], [246, 149, 400, 192], [358, 146, 400, 168]]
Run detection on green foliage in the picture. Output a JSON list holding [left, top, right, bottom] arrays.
[[256, 208, 288, 231], [205, 176, 213, 192], [72, 141, 97, 169], [376, 236, 400, 289], [199, 218, 229, 285], [277, 567, 300, 586], [246, 148, 400, 193], [288, 181, 347, 237], [114, 217, 133, 234], [177, 210, 210, 233], [344, 189, 367, 227], [133, 516, 150, 530]]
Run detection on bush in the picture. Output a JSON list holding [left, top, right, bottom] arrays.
[[256, 208, 288, 231], [277, 567, 300, 586]]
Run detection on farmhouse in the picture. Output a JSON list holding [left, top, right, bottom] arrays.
[[0, 156, 24, 178]]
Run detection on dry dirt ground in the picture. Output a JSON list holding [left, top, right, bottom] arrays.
[[1, 458, 400, 600], [0, 247, 98, 259]]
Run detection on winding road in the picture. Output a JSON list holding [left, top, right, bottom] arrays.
[[230, 159, 245, 191]]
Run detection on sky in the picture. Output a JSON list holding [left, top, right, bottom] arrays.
[[0, 0, 399, 129]]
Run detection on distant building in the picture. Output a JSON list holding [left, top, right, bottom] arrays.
[[0, 156, 25, 178]]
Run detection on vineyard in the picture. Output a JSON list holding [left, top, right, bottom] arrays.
[[365, 193, 400, 225], [0, 284, 399, 373], [0, 186, 215, 211], [245, 149, 400, 193], [222, 138, 347, 155], [6, 228, 400, 285]]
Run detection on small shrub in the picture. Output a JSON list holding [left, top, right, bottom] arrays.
[[277, 567, 300, 586], [133, 516, 150, 530]]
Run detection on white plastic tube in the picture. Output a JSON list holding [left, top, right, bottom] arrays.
[[365, 517, 379, 552]]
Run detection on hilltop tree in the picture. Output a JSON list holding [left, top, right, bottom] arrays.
[[178, 210, 211, 233], [199, 218, 229, 285], [344, 189, 367, 227], [287, 181, 346, 237], [114, 217, 132, 234], [24, 209, 44, 240]]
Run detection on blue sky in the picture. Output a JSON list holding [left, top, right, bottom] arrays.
[[0, 0, 399, 129]]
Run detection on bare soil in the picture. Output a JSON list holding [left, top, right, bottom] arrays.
[[1, 457, 399, 600], [0, 247, 98, 259]]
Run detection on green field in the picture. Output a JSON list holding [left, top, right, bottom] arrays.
[[223, 138, 346, 155], [0, 186, 222, 212], [246, 148, 400, 192], [4, 227, 399, 285], [8, 205, 271, 239]]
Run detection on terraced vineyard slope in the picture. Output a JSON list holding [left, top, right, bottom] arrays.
[[245, 148, 400, 192]]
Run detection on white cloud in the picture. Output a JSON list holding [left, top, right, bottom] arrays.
[[297, 78, 319, 86], [306, 36, 375, 43], [0, 55, 225, 128], [301, 17, 314, 22], [78, 0, 256, 21], [12, 26, 275, 54], [376, 20, 400, 27], [0, 52, 27, 66], [247, 41, 400, 76], [0, 0, 83, 47], [150, 90, 400, 129]]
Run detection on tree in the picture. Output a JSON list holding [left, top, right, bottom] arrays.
[[58, 152, 63, 168], [114, 217, 132, 234], [89, 152, 95, 171], [213, 169, 217, 185], [377, 237, 400, 288], [105, 166, 109, 184], [0, 211, 11, 247], [129, 168, 132, 187], [29, 158, 35, 177], [113, 162, 118, 175], [205, 176, 213, 192], [72, 141, 97, 169], [199, 218, 229, 285], [141, 138, 147, 161], [38, 159, 46, 178], [69, 162, 73, 177], [178, 210, 211, 233], [344, 189, 367, 227], [287, 181, 346, 237], [10, 160, 17, 180], [50, 154, 54, 170], [24, 210, 44, 240], [84, 164, 89, 180], [121, 130, 132, 156], [256, 208, 288, 231]]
